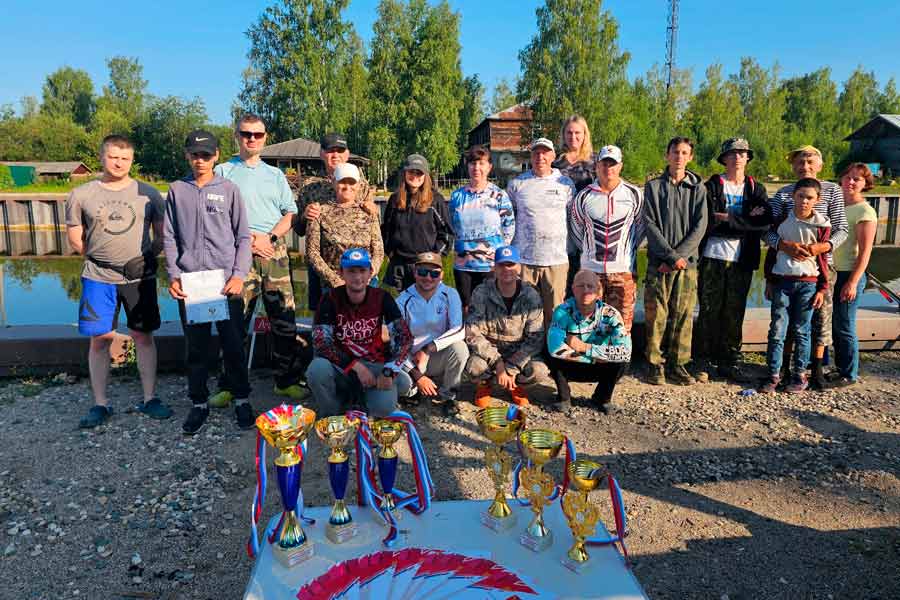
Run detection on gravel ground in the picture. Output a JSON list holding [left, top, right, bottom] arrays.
[[1, 352, 899, 600]]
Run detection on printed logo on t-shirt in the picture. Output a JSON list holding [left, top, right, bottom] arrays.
[[96, 199, 137, 236], [206, 193, 225, 202]]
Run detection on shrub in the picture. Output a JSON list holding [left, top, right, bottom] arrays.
[[0, 164, 14, 188]]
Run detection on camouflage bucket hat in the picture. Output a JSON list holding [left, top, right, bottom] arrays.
[[717, 138, 754, 165]]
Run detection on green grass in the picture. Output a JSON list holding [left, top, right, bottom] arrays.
[[0, 179, 169, 194]]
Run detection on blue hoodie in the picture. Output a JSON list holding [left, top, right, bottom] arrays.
[[163, 175, 252, 280]]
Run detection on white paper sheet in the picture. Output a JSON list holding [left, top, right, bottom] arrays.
[[181, 269, 229, 324]]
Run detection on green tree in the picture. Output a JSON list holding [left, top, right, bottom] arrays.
[[99, 56, 148, 124], [878, 78, 900, 114], [683, 64, 744, 173], [781, 68, 840, 173], [838, 66, 880, 136], [730, 58, 787, 178], [458, 75, 486, 152], [238, 0, 364, 142], [517, 0, 631, 143], [41, 66, 95, 126], [133, 96, 209, 180], [489, 78, 517, 114]]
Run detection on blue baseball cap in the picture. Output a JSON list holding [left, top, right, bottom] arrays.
[[340, 248, 372, 269], [494, 245, 520, 265]]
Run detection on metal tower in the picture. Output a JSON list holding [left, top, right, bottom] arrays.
[[665, 0, 679, 93]]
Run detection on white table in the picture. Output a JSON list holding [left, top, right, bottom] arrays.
[[244, 499, 647, 599]]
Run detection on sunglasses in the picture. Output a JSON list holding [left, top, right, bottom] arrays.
[[415, 267, 442, 279], [238, 131, 266, 140], [189, 152, 215, 160]]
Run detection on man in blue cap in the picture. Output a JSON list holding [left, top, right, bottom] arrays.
[[306, 248, 413, 416]]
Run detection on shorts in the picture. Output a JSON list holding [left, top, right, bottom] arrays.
[[78, 277, 161, 337]]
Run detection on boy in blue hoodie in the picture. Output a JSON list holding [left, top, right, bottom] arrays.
[[163, 130, 254, 434]]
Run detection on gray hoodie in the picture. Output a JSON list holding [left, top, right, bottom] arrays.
[[643, 168, 708, 269], [163, 175, 252, 280]]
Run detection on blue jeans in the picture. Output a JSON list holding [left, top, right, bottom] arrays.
[[833, 271, 866, 380], [767, 280, 816, 379]]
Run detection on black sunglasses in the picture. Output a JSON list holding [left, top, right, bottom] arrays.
[[415, 267, 441, 279], [238, 130, 266, 139]]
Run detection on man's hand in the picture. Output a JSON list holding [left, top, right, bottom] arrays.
[[251, 233, 275, 259], [417, 375, 438, 397], [808, 242, 831, 257], [779, 240, 811, 260], [352, 362, 376, 388], [305, 202, 322, 221], [495, 360, 516, 391], [840, 278, 860, 302], [673, 257, 688, 270], [749, 206, 766, 217], [222, 276, 244, 296], [713, 211, 729, 223], [376, 374, 394, 390], [168, 278, 188, 300], [565, 334, 589, 354], [812, 291, 825, 309], [414, 350, 429, 373], [657, 263, 672, 273]]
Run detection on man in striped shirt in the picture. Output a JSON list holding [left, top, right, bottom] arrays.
[[764, 145, 848, 389]]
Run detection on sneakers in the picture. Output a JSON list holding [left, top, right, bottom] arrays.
[[137, 397, 173, 420], [474, 381, 493, 408], [758, 376, 780, 394], [831, 376, 857, 388], [809, 362, 827, 391], [647, 364, 666, 385], [235, 402, 256, 430], [509, 386, 530, 407], [274, 384, 309, 401], [208, 390, 234, 409], [667, 365, 696, 386], [79, 405, 112, 429], [182, 405, 210, 435], [718, 362, 751, 383], [597, 402, 618, 415], [785, 375, 809, 394]]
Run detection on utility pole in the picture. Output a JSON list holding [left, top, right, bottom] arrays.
[[665, 0, 679, 95]]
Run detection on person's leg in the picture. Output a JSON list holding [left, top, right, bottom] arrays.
[[307, 264, 322, 313], [547, 355, 573, 406], [216, 297, 253, 423], [426, 341, 469, 402], [643, 270, 671, 373], [178, 300, 214, 433], [788, 282, 816, 387], [454, 269, 474, 312], [600, 272, 635, 335], [833, 271, 865, 381], [668, 268, 698, 368], [261, 243, 303, 393], [763, 281, 790, 388], [512, 358, 552, 405], [119, 278, 163, 406], [362, 361, 400, 417], [305, 357, 344, 416], [721, 264, 753, 365], [809, 265, 837, 388], [546, 263, 568, 320], [591, 363, 627, 406], [695, 258, 726, 360], [88, 332, 116, 407], [78, 277, 119, 425]]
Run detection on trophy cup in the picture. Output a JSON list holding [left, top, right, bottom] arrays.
[[315, 415, 361, 544], [561, 459, 605, 573], [370, 419, 405, 518], [518, 428, 564, 552], [476, 406, 526, 531], [255, 404, 317, 567]]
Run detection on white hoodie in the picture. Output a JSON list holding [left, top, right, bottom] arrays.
[[772, 211, 831, 278]]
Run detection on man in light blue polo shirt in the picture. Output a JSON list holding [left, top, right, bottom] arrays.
[[211, 113, 307, 405]]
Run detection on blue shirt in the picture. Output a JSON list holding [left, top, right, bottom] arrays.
[[215, 158, 296, 233], [449, 183, 515, 272], [547, 297, 631, 364]]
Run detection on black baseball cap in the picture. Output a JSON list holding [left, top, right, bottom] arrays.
[[184, 130, 219, 154], [402, 153, 430, 174], [320, 133, 349, 151]]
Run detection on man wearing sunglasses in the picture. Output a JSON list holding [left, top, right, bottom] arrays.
[[395, 252, 468, 416], [296, 132, 377, 311], [212, 113, 306, 407]]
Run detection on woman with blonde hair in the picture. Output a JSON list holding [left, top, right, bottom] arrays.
[[553, 114, 595, 192], [382, 154, 452, 290]]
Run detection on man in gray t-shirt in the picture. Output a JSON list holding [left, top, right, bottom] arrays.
[[64, 134, 173, 428]]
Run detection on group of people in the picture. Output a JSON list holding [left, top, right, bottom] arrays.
[[66, 112, 877, 432]]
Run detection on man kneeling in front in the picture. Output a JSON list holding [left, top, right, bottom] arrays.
[[306, 248, 413, 416]]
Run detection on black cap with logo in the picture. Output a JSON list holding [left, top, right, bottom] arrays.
[[184, 130, 219, 154], [320, 132, 349, 151]]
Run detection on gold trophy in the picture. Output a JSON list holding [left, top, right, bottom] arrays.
[[561, 459, 605, 573], [476, 406, 526, 531], [255, 404, 317, 567], [518, 428, 564, 552], [315, 415, 361, 544], [370, 419, 405, 518]]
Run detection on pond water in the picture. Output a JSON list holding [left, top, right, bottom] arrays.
[[1, 248, 899, 327]]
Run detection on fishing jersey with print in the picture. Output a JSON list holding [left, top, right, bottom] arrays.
[[547, 297, 632, 364], [569, 180, 644, 274], [313, 286, 412, 373], [506, 169, 574, 266], [449, 183, 515, 272]]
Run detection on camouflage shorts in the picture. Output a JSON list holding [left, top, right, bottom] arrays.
[[811, 265, 837, 347], [242, 239, 296, 312]]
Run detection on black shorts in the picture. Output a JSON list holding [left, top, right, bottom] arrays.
[[79, 277, 161, 335], [453, 269, 491, 309]]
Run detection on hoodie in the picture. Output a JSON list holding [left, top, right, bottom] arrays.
[[642, 168, 709, 269], [163, 175, 252, 280], [767, 211, 831, 291]]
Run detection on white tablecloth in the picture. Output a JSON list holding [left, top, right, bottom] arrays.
[[244, 499, 647, 599]]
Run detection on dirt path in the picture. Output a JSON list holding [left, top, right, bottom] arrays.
[[1, 353, 898, 599]]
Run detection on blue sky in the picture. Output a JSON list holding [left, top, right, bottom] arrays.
[[3, 0, 899, 124]]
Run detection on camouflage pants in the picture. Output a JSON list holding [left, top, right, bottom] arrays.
[[644, 267, 698, 367], [694, 258, 753, 364], [241, 240, 301, 388], [597, 272, 637, 334]]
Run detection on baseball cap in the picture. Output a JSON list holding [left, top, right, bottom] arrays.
[[717, 138, 754, 165], [402, 154, 430, 174], [494, 245, 521, 265], [333, 162, 360, 183], [414, 252, 442, 268], [596, 145, 623, 164], [529, 137, 554, 152], [340, 248, 371, 269], [184, 130, 219, 154], [320, 132, 349, 151], [787, 144, 822, 162]]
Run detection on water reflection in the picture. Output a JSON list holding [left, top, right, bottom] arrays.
[[1, 248, 898, 327]]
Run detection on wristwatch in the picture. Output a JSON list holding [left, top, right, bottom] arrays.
[[381, 367, 397, 379], [269, 233, 278, 244]]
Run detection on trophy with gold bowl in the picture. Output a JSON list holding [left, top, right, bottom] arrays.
[[561, 459, 606, 572], [370, 419, 405, 519], [315, 415, 361, 544], [476, 405, 526, 531], [518, 428, 565, 552]]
